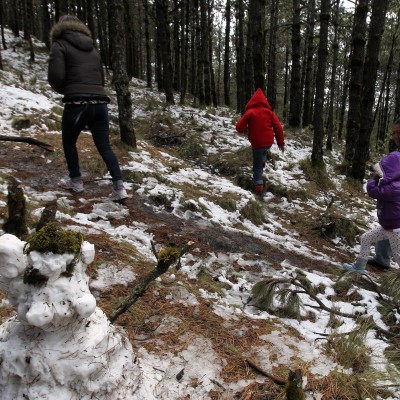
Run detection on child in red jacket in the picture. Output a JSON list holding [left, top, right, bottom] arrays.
[[236, 88, 285, 194]]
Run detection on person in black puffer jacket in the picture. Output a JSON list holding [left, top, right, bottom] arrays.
[[48, 14, 128, 201]]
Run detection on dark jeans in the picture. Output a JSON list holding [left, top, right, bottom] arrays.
[[62, 103, 122, 182], [252, 146, 271, 185]]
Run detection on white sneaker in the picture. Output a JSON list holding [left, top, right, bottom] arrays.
[[59, 178, 84, 193], [110, 187, 128, 201]]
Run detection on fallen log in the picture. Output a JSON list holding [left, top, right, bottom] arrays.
[[0, 135, 54, 151]]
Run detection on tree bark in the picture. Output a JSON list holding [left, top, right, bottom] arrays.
[[344, 0, 368, 164], [289, 0, 302, 127], [251, 0, 266, 92], [351, 0, 389, 180], [325, 0, 340, 151], [302, 0, 316, 127], [155, 0, 175, 104], [201, 0, 211, 105], [266, 0, 279, 110], [108, 0, 137, 147], [235, 0, 245, 113], [311, 0, 330, 166], [223, 0, 231, 106]]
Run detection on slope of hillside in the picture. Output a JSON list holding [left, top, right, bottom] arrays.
[[0, 30, 399, 399]]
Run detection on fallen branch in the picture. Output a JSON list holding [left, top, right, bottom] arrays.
[[244, 358, 286, 386], [109, 242, 192, 323], [0, 134, 54, 151]]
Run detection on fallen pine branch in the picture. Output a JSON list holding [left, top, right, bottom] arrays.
[[108, 242, 193, 324], [244, 358, 286, 386], [0, 134, 54, 151]]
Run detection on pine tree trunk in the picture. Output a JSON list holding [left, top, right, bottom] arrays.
[[302, 0, 315, 127], [351, 0, 389, 180], [108, 0, 137, 147], [337, 44, 350, 142], [189, 1, 196, 96], [283, 45, 289, 121], [173, 0, 180, 92], [194, 0, 204, 104], [223, 0, 231, 106], [180, 0, 189, 102], [267, 0, 279, 110], [311, 0, 330, 166], [55, 0, 68, 21], [344, 0, 368, 164], [86, 0, 96, 43], [155, 0, 175, 104], [41, 0, 51, 49], [289, 0, 302, 127], [326, 0, 340, 151], [96, 0, 110, 68], [208, 0, 217, 107], [144, 0, 152, 88], [251, 0, 266, 92], [201, 0, 211, 105], [235, 0, 245, 113], [0, 0, 7, 50]]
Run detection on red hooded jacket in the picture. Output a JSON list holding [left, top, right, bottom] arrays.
[[235, 88, 284, 149]]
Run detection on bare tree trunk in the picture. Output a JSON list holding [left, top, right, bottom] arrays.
[[267, 0, 279, 110], [201, 0, 211, 105], [283, 45, 289, 121], [311, 0, 330, 166], [155, 0, 175, 104], [180, 0, 189, 102], [0, 0, 6, 50], [55, 0, 68, 20], [235, 0, 245, 113], [351, 0, 389, 180], [144, 0, 152, 88], [96, 0, 110, 68], [289, 0, 302, 127], [302, 0, 315, 127], [326, 0, 340, 151], [108, 0, 137, 147], [344, 0, 369, 164], [251, 0, 266, 92], [223, 0, 231, 106], [41, 0, 51, 49], [208, 1, 217, 107], [173, 0, 180, 92], [337, 42, 350, 142]]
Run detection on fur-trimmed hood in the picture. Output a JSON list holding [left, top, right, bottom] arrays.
[[50, 20, 93, 51]]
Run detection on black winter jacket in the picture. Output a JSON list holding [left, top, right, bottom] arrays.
[[48, 21, 108, 101]]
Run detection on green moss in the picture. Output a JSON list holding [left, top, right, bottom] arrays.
[[158, 247, 180, 266], [25, 223, 83, 257]]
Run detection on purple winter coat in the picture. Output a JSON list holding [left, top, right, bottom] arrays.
[[367, 151, 400, 229]]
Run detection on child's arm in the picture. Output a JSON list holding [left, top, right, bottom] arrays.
[[271, 113, 285, 152], [235, 113, 249, 133], [367, 177, 399, 201]]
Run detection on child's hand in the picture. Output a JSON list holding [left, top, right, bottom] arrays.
[[279, 145, 285, 153]]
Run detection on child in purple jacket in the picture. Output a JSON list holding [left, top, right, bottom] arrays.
[[344, 151, 400, 273]]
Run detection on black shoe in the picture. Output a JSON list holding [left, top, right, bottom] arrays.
[[367, 258, 391, 270]]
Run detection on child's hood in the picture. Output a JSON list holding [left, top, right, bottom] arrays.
[[379, 151, 400, 182], [245, 88, 272, 111]]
